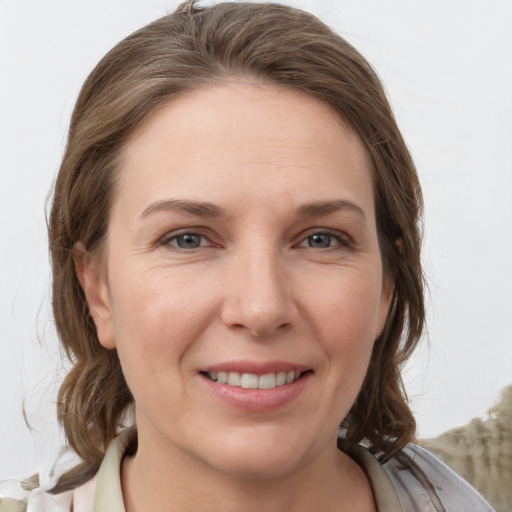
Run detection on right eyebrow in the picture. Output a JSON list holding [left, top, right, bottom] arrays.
[[141, 199, 226, 219], [296, 199, 366, 220]]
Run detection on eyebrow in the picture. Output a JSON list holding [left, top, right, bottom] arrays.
[[142, 199, 226, 218], [141, 198, 365, 220], [297, 200, 366, 219]]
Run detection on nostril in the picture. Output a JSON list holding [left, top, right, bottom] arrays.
[[221, 286, 299, 336], [248, 321, 291, 337]]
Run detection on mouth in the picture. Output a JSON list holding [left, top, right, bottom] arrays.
[[200, 370, 312, 390], [199, 363, 313, 411]]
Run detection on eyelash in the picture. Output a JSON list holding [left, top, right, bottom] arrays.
[[159, 228, 351, 251]]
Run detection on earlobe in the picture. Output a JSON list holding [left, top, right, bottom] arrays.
[[73, 243, 116, 349]]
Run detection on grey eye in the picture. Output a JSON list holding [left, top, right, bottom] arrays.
[[174, 233, 203, 249], [307, 233, 333, 248]]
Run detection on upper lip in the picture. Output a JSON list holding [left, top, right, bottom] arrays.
[[200, 360, 311, 375]]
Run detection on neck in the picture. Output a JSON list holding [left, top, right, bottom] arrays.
[[121, 426, 376, 512]]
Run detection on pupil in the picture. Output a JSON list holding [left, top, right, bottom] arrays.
[[310, 234, 330, 248], [178, 234, 200, 249]]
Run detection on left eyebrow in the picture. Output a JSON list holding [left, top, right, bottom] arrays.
[[141, 199, 227, 218], [297, 200, 366, 220]]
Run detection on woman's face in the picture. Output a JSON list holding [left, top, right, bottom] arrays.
[[83, 82, 392, 478]]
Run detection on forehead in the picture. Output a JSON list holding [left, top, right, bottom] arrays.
[[114, 81, 374, 218]]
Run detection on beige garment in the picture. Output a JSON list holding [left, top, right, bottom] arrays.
[[420, 385, 512, 512]]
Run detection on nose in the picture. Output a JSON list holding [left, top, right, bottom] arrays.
[[221, 246, 299, 337]]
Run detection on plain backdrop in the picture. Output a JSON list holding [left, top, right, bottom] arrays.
[[1, 0, 511, 479]]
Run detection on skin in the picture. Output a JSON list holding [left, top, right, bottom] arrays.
[[78, 81, 392, 512]]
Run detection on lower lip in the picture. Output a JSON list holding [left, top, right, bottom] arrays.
[[200, 372, 311, 412]]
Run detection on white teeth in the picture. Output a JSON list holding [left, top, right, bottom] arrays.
[[241, 373, 259, 389], [227, 372, 241, 386], [276, 371, 286, 386], [258, 373, 277, 389], [207, 370, 303, 389]]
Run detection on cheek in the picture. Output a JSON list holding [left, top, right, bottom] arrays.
[[106, 263, 219, 393], [303, 267, 385, 388], [305, 267, 385, 343], [287, 268, 384, 431]]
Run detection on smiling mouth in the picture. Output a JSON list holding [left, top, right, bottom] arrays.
[[201, 370, 311, 390]]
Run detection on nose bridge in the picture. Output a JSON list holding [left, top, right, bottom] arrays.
[[222, 238, 296, 336]]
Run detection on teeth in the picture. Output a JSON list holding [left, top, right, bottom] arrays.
[[258, 373, 276, 389], [227, 372, 241, 386], [206, 370, 302, 389], [241, 373, 259, 389]]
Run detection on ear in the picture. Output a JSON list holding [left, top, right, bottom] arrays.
[[73, 243, 116, 349]]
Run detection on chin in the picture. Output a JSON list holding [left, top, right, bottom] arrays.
[[211, 452, 303, 481], [199, 426, 316, 480]]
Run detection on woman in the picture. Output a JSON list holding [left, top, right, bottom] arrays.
[[0, 1, 494, 510]]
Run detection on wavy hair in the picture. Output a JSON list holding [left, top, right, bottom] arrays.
[[49, 0, 424, 491]]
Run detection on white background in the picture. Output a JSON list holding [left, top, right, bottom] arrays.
[[1, 0, 511, 479]]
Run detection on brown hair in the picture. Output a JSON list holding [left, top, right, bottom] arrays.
[[49, 0, 424, 491]]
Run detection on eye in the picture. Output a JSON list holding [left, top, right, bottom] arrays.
[[298, 230, 348, 249], [162, 232, 210, 250]]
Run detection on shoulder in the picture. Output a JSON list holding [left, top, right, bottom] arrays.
[[382, 443, 495, 511]]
